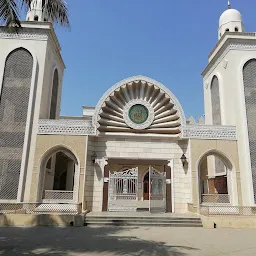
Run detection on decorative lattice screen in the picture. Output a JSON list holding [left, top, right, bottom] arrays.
[[0, 48, 33, 200], [243, 59, 256, 203], [49, 69, 58, 119], [211, 76, 221, 125], [215, 156, 226, 175], [211, 76, 225, 174]]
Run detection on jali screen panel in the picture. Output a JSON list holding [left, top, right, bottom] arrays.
[[243, 59, 256, 203], [0, 48, 33, 199]]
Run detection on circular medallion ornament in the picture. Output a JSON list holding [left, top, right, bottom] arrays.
[[129, 104, 148, 124], [123, 99, 154, 129]]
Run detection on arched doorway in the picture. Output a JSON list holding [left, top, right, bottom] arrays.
[[198, 151, 234, 205], [143, 172, 149, 200], [38, 146, 79, 203]]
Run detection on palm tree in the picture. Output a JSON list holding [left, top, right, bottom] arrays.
[[0, 0, 69, 28]]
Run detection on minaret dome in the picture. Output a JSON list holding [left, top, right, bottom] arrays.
[[218, 1, 244, 40], [26, 0, 50, 22]]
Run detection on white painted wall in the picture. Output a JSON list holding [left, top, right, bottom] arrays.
[[39, 41, 64, 119], [203, 38, 256, 205]]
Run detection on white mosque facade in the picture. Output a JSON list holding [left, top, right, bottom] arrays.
[[0, 3, 256, 219]]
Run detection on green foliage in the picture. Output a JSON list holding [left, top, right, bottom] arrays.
[[0, 0, 69, 28]]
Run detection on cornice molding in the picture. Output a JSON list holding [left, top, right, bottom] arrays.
[[0, 29, 48, 40], [202, 38, 256, 80], [0, 26, 65, 69]]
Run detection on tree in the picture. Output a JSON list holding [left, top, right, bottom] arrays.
[[0, 0, 69, 28]]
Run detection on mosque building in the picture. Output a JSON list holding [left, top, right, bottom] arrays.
[[0, 1, 256, 223]]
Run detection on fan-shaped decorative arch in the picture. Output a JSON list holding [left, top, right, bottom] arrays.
[[93, 76, 185, 136]]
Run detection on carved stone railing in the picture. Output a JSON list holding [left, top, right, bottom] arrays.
[[0, 202, 81, 215], [38, 119, 95, 135], [42, 190, 74, 203], [201, 194, 230, 204], [199, 205, 256, 216], [182, 125, 236, 140]]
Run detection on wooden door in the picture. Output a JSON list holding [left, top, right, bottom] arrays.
[[144, 180, 149, 200]]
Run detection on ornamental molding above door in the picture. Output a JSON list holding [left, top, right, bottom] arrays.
[[93, 76, 184, 136]]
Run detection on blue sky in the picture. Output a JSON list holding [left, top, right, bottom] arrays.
[[54, 0, 256, 120]]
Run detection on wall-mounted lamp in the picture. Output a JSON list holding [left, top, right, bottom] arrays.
[[180, 154, 187, 167], [91, 151, 97, 164]]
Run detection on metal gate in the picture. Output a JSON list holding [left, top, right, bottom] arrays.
[[149, 166, 166, 213], [108, 167, 138, 212]]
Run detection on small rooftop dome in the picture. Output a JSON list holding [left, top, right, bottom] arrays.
[[219, 8, 242, 27], [218, 1, 244, 40]]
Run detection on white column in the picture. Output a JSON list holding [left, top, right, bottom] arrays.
[[97, 158, 108, 212], [49, 154, 56, 189], [168, 160, 174, 213]]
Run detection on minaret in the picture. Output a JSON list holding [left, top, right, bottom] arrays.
[[218, 1, 244, 39], [0, 1, 64, 202], [26, 0, 49, 22], [202, 4, 256, 206]]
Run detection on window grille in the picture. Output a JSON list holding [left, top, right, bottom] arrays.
[[211, 77, 225, 174], [243, 59, 256, 203], [0, 48, 33, 200], [49, 69, 58, 119], [211, 76, 221, 125]]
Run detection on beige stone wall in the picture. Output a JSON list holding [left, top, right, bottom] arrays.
[[0, 214, 84, 227], [189, 139, 241, 207], [85, 136, 190, 213], [28, 135, 87, 203], [201, 215, 256, 229], [28, 134, 242, 214]]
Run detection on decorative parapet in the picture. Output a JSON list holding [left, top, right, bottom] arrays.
[[38, 119, 96, 135], [38, 120, 236, 139], [182, 125, 236, 140]]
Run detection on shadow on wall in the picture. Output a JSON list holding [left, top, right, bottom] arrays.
[[0, 222, 198, 256]]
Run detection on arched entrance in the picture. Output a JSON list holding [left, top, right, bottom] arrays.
[[197, 150, 234, 205], [38, 146, 79, 203]]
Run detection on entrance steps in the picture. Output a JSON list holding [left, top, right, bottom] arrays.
[[84, 212, 203, 227]]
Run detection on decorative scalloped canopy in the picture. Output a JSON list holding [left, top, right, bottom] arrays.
[[93, 76, 185, 136]]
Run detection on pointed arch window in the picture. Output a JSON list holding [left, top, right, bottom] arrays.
[[243, 59, 256, 203], [211, 76, 222, 125], [211, 76, 225, 175], [49, 69, 59, 119], [0, 48, 33, 199]]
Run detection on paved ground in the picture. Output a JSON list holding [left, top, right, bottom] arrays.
[[0, 226, 256, 256]]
